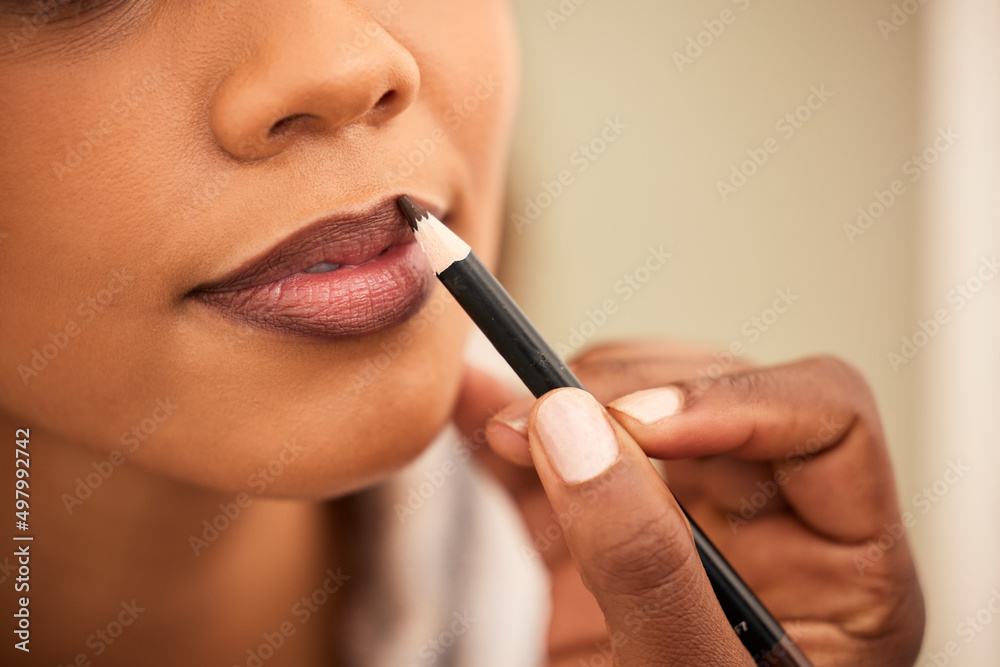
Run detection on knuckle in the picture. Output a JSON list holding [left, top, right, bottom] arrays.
[[581, 511, 699, 601], [801, 355, 880, 417], [697, 355, 877, 414], [803, 355, 869, 392], [720, 367, 768, 398], [705, 367, 773, 410], [567, 341, 626, 365], [852, 552, 925, 646]]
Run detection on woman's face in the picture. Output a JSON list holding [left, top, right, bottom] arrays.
[[0, 0, 518, 496]]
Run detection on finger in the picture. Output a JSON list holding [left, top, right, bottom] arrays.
[[487, 351, 758, 469], [700, 511, 924, 665], [485, 396, 535, 467], [453, 365, 537, 491], [547, 558, 609, 654], [452, 364, 516, 439], [664, 456, 787, 520], [699, 513, 890, 621], [569, 339, 733, 366], [606, 356, 899, 543], [571, 353, 759, 405], [528, 387, 755, 666]]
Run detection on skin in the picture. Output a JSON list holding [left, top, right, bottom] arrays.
[[0, 2, 923, 665], [0, 1, 515, 665], [461, 345, 926, 665]]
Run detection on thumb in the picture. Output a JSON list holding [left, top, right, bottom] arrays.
[[527, 387, 754, 666]]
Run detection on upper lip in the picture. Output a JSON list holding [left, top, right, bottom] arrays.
[[193, 196, 445, 293]]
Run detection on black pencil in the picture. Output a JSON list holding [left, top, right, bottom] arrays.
[[396, 195, 813, 667]]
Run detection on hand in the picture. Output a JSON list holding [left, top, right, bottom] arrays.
[[454, 342, 924, 666]]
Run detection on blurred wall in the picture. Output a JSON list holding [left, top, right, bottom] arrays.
[[917, 1, 1000, 666], [503, 1, 998, 664]]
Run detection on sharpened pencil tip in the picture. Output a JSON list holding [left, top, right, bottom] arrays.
[[396, 195, 428, 232]]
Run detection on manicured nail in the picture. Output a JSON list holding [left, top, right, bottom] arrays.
[[534, 388, 621, 484], [492, 411, 528, 436], [608, 386, 684, 425], [490, 398, 533, 436]]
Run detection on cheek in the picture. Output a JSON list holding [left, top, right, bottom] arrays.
[[0, 53, 206, 415]]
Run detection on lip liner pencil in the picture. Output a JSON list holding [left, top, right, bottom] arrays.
[[397, 195, 813, 666]]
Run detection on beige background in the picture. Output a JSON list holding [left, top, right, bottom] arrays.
[[502, 1, 999, 664]]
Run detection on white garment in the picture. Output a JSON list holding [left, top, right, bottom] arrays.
[[344, 425, 550, 667], [345, 330, 550, 666]]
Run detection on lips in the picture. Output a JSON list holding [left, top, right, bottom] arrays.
[[191, 197, 442, 338]]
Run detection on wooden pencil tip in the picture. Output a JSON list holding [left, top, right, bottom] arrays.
[[396, 195, 428, 232]]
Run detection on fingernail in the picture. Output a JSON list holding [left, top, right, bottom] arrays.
[[492, 411, 528, 436], [490, 398, 533, 436], [534, 388, 621, 484], [608, 386, 684, 425]]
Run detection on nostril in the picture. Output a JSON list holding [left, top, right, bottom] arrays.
[[268, 113, 311, 138], [373, 90, 396, 111]]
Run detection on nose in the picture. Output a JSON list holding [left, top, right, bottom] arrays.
[[210, 3, 420, 160]]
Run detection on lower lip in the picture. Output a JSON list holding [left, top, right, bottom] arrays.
[[195, 241, 437, 338]]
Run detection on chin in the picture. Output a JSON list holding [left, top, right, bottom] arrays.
[[129, 302, 473, 500]]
